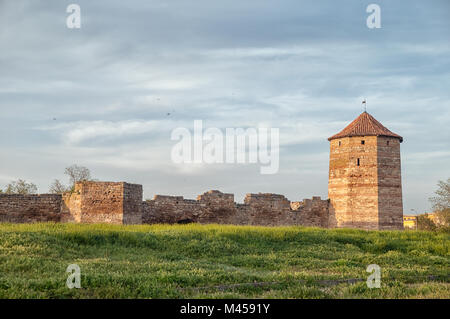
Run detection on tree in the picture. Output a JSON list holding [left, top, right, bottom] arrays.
[[435, 208, 450, 227], [416, 214, 437, 231], [5, 179, 38, 194], [64, 165, 91, 187], [429, 178, 450, 229], [429, 178, 450, 211], [49, 179, 70, 194]]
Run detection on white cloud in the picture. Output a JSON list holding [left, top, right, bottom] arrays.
[[39, 120, 171, 144]]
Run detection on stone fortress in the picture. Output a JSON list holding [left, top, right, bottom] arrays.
[[0, 112, 404, 230]]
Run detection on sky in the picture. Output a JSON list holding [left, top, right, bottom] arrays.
[[0, 0, 449, 214]]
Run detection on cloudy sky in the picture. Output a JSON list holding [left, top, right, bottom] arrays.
[[0, 0, 449, 213]]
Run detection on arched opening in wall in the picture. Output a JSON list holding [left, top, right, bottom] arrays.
[[177, 218, 193, 224]]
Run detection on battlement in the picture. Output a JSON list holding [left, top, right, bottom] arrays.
[[140, 188, 329, 227]]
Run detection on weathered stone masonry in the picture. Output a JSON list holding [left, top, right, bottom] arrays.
[[61, 182, 142, 224], [143, 191, 329, 227], [0, 182, 329, 227], [0, 194, 61, 223]]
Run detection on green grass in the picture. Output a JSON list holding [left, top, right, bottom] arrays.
[[0, 223, 448, 298]]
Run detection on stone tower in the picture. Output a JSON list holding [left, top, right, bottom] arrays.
[[327, 112, 404, 230]]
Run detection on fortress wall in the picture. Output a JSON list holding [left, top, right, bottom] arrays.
[[0, 194, 61, 223], [61, 191, 81, 222], [122, 183, 143, 224], [61, 181, 142, 224], [0, 181, 329, 228], [142, 195, 203, 224], [197, 190, 237, 224], [75, 182, 124, 224], [294, 197, 329, 227], [142, 190, 329, 227], [243, 193, 294, 226]]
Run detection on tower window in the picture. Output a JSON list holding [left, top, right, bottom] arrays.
[[387, 141, 390, 146], [361, 140, 365, 145], [339, 141, 341, 146], [357, 158, 360, 166]]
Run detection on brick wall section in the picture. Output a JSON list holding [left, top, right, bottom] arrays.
[[328, 135, 403, 230], [295, 197, 330, 227], [61, 191, 81, 222], [377, 137, 403, 230], [123, 183, 143, 224], [62, 181, 142, 224], [0, 182, 329, 227], [197, 190, 237, 224], [142, 195, 201, 224], [142, 190, 329, 227], [0, 194, 61, 223], [328, 136, 379, 229], [243, 193, 293, 226]]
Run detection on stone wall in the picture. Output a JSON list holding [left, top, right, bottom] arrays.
[[243, 193, 293, 226], [377, 137, 404, 230], [328, 136, 380, 229], [62, 181, 142, 224], [0, 194, 61, 223], [142, 190, 329, 227], [295, 197, 330, 227], [0, 182, 330, 229]]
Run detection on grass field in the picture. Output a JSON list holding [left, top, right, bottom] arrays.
[[0, 223, 448, 298]]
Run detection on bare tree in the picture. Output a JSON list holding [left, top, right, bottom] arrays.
[[429, 178, 450, 228], [429, 178, 450, 211], [64, 164, 91, 187], [49, 179, 70, 194], [5, 179, 38, 194]]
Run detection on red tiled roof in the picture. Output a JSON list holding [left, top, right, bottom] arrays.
[[328, 112, 403, 142]]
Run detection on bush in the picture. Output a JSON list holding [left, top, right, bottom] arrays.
[[416, 214, 437, 231]]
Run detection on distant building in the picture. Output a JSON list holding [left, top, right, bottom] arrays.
[[403, 216, 417, 229]]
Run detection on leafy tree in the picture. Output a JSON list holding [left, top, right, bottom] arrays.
[[49, 179, 70, 194], [5, 179, 38, 194], [64, 164, 91, 187]]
